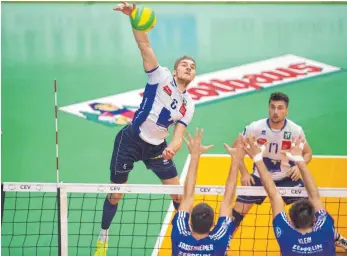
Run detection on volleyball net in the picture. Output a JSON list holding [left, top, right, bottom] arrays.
[[2, 182, 347, 256]]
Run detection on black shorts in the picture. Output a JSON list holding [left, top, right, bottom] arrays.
[[109, 125, 178, 183], [236, 174, 306, 205]]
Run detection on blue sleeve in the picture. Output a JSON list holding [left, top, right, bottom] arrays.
[[171, 211, 191, 241], [209, 217, 235, 254], [273, 212, 294, 246]]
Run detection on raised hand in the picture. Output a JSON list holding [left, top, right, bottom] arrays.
[[224, 134, 246, 160], [282, 136, 305, 163], [290, 136, 305, 156], [183, 128, 214, 156], [113, 1, 136, 16], [242, 134, 265, 160], [286, 165, 301, 181]]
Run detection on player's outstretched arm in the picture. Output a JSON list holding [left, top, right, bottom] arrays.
[[235, 123, 257, 184], [243, 135, 285, 217], [234, 126, 256, 186], [284, 137, 324, 212], [179, 129, 214, 212], [163, 123, 186, 160], [163, 105, 195, 160], [302, 141, 312, 165], [114, 2, 158, 72], [220, 135, 244, 217], [298, 128, 313, 165]]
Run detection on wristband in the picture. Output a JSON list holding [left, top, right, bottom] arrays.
[[285, 152, 304, 162], [253, 153, 263, 163], [291, 142, 305, 150]]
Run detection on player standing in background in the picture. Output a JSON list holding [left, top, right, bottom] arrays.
[[243, 135, 340, 255], [171, 129, 243, 256], [231, 92, 347, 250], [94, 2, 197, 255], [232, 92, 312, 223]]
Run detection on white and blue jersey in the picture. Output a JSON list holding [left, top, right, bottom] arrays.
[[273, 210, 335, 255], [132, 66, 195, 145], [242, 118, 306, 181], [171, 211, 236, 256]]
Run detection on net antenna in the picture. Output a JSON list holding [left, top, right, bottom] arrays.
[[54, 79, 68, 256], [54, 79, 60, 185]]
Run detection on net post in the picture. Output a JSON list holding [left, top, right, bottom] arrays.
[[1, 183, 5, 225], [57, 183, 68, 256]]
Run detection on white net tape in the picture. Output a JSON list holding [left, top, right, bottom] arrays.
[[3, 182, 347, 197]]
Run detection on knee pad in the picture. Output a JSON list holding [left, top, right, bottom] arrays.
[[232, 208, 245, 227], [108, 193, 123, 205]]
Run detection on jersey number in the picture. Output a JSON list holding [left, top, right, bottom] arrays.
[[171, 99, 178, 109], [156, 99, 179, 128], [269, 142, 279, 154]]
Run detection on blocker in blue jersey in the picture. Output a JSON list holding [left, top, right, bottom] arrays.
[[243, 135, 346, 255], [171, 131, 244, 256]]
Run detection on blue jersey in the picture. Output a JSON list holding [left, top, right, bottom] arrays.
[[273, 210, 335, 255], [171, 211, 236, 256]]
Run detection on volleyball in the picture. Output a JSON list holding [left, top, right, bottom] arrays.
[[130, 6, 156, 32]]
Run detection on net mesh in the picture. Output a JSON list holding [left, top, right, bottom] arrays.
[[1, 183, 347, 256], [1, 191, 59, 256]]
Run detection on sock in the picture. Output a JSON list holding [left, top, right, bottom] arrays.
[[98, 229, 109, 243], [101, 196, 118, 231], [232, 208, 245, 228], [335, 231, 340, 241], [173, 200, 180, 211]]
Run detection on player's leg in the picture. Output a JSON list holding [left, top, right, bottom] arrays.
[[335, 232, 347, 251], [232, 175, 267, 229], [160, 176, 181, 210], [279, 177, 347, 251], [277, 177, 306, 205], [143, 142, 181, 210], [232, 202, 254, 227], [98, 180, 127, 243], [95, 125, 140, 256], [145, 160, 181, 210]]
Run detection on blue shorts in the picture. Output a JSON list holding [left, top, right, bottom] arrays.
[[236, 174, 306, 205], [109, 125, 178, 183]]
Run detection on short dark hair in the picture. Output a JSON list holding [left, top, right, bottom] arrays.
[[191, 203, 214, 234], [269, 92, 289, 106], [174, 56, 196, 70], [289, 199, 315, 229]]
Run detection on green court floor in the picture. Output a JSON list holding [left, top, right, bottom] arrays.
[[2, 2, 347, 255]]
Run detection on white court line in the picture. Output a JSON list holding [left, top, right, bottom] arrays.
[[201, 154, 347, 159], [306, 155, 347, 159], [150, 153, 347, 255], [151, 154, 191, 256]]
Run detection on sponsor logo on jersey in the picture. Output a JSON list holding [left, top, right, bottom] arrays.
[[257, 138, 267, 145], [163, 85, 172, 96], [284, 131, 291, 140], [276, 227, 282, 238], [60, 55, 341, 127], [281, 140, 291, 150], [179, 104, 187, 116]]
